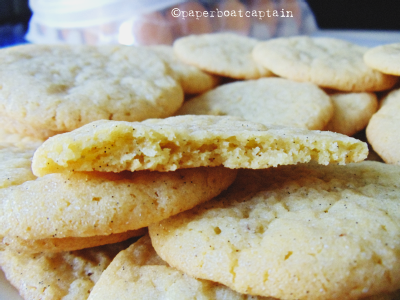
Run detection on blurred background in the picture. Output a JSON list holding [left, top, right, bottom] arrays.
[[0, 0, 399, 48], [0, 0, 31, 46]]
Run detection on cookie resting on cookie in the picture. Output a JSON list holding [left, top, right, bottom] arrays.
[[150, 161, 400, 300], [31, 115, 368, 177]]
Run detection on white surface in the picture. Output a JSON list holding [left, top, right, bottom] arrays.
[[0, 269, 23, 300], [312, 29, 400, 47]]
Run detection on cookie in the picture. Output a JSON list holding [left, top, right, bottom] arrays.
[[173, 33, 273, 79], [88, 234, 273, 300], [1, 228, 146, 254], [0, 239, 134, 300], [0, 143, 37, 189], [364, 43, 400, 76], [0, 127, 44, 149], [252, 36, 398, 92], [176, 77, 333, 130], [325, 92, 378, 136], [0, 167, 237, 240], [148, 45, 220, 94], [89, 234, 400, 300], [0, 44, 184, 139], [352, 130, 384, 163], [150, 161, 400, 299], [31, 115, 368, 177], [0, 143, 148, 252], [366, 88, 400, 164]]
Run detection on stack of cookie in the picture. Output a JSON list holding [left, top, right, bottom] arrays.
[[1, 32, 400, 300], [173, 34, 397, 141], [0, 43, 222, 298], [86, 160, 400, 300], [0, 114, 368, 299]]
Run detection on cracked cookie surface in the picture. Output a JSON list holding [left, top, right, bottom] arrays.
[[89, 234, 274, 300], [177, 77, 333, 130], [0, 167, 236, 240], [173, 33, 272, 79], [0, 44, 183, 139], [364, 43, 400, 76], [252, 36, 398, 92], [0, 239, 134, 300], [150, 161, 400, 300]]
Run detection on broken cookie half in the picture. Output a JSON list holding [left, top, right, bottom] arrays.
[[32, 115, 368, 177]]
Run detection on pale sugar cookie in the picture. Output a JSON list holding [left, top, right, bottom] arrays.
[[0, 127, 44, 149], [0, 143, 147, 252], [89, 234, 400, 300], [364, 43, 400, 76], [0, 167, 237, 240], [176, 77, 333, 130], [0, 143, 37, 189], [31, 116, 368, 177], [252, 36, 398, 92], [88, 234, 273, 300], [0, 44, 183, 139], [325, 92, 378, 136], [366, 88, 400, 164], [1, 229, 146, 254], [173, 33, 273, 79], [148, 45, 220, 94], [0, 239, 134, 300], [150, 161, 400, 300]]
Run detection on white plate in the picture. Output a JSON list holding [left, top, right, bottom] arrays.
[[0, 269, 23, 300]]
